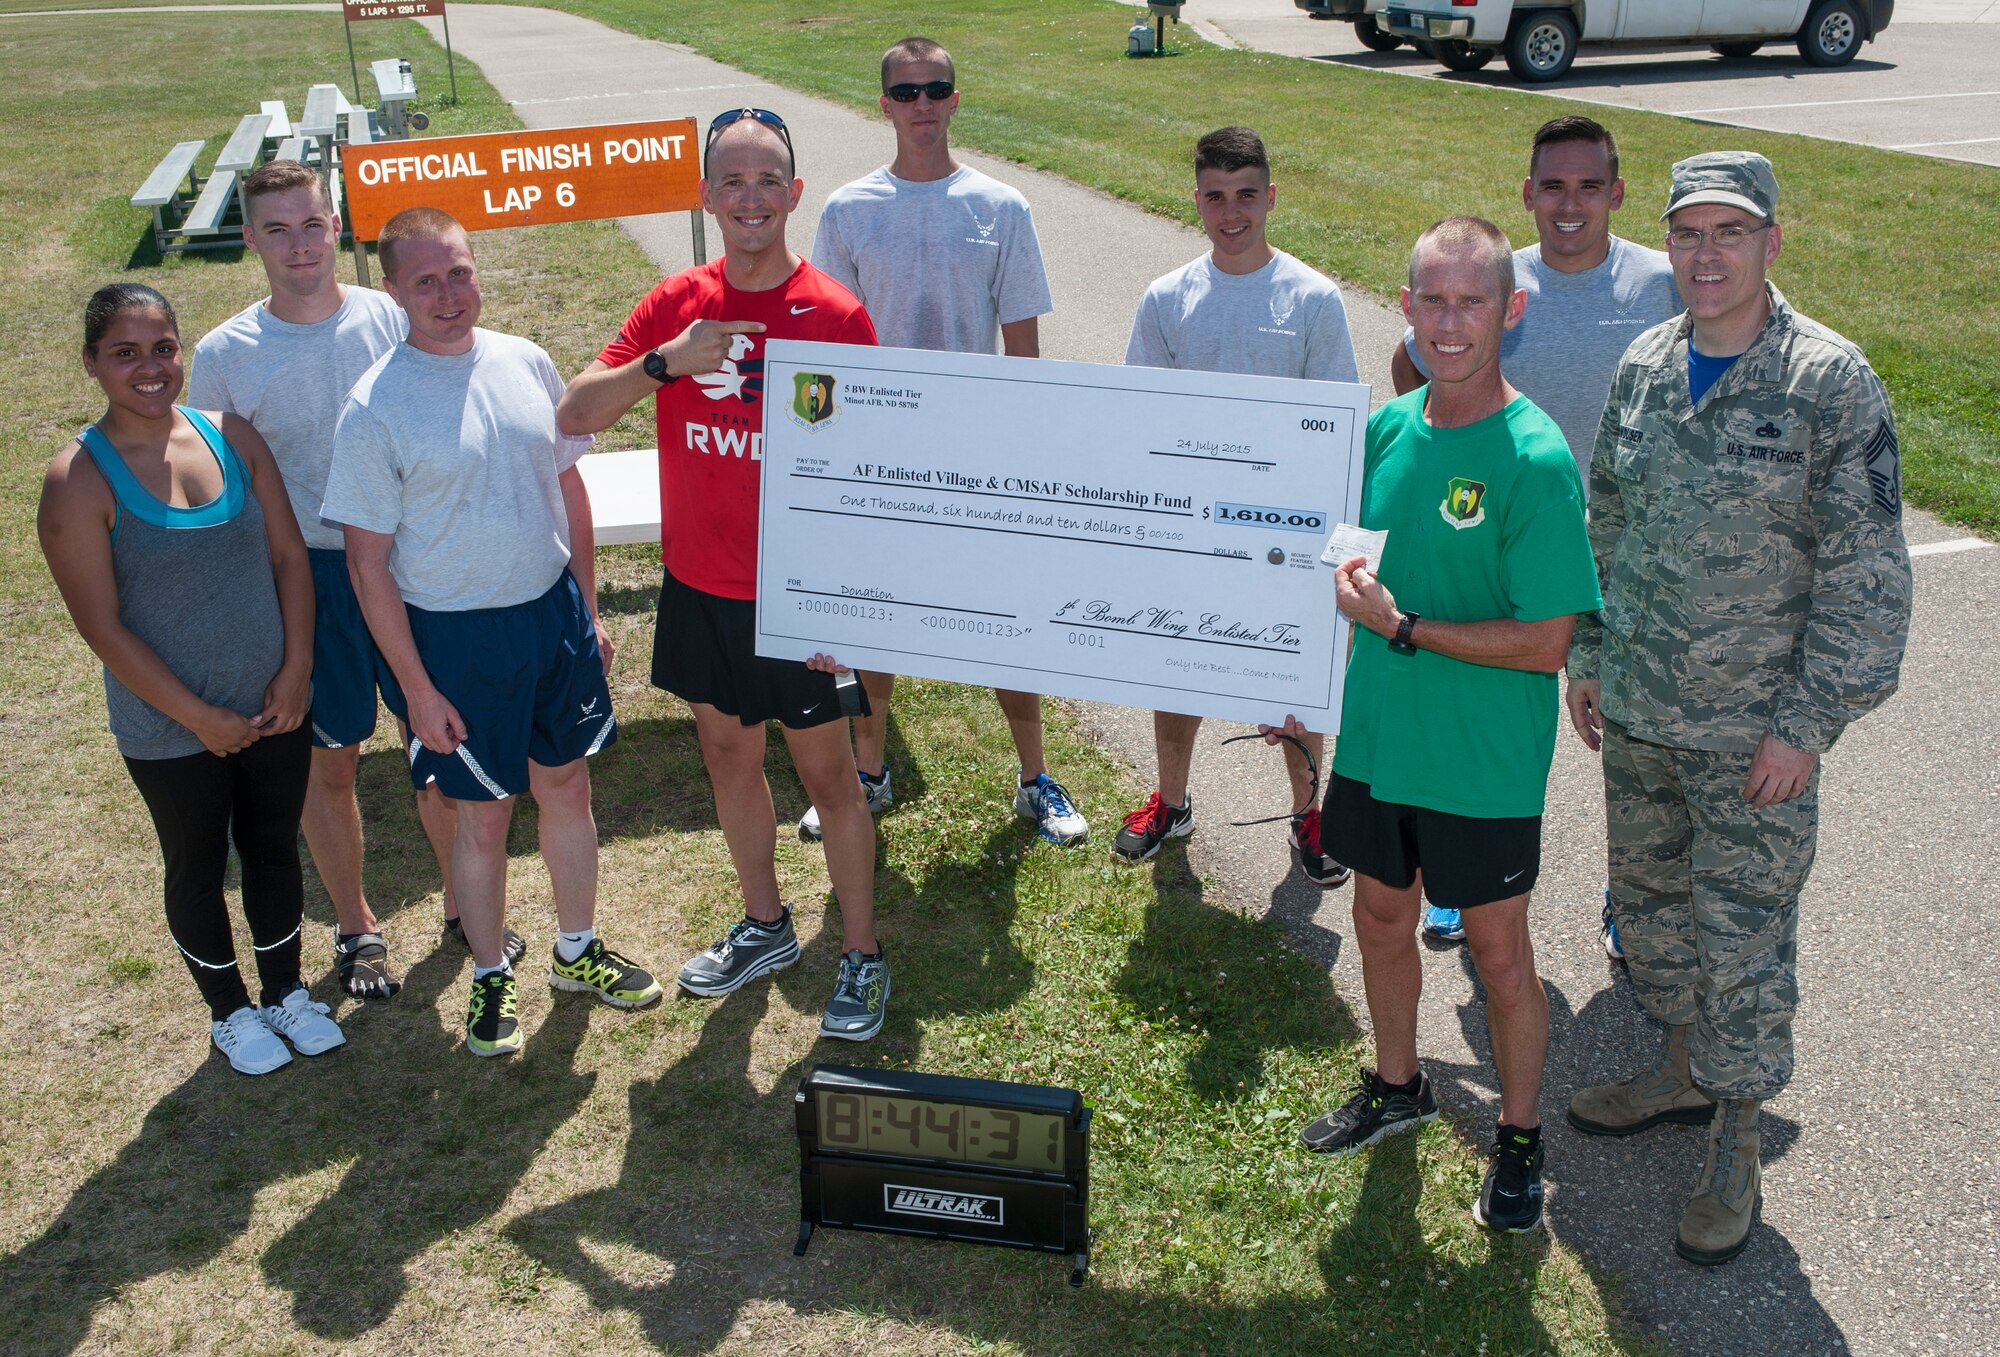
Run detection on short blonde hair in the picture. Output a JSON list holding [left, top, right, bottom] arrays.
[[1409, 216, 1515, 299], [378, 206, 467, 280]]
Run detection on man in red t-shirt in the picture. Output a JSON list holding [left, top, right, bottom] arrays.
[[557, 109, 889, 1042]]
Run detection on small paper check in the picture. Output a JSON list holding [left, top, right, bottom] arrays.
[[755, 341, 1370, 728], [1320, 523, 1387, 573]]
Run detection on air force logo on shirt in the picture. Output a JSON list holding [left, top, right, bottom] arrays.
[[1258, 291, 1299, 339], [964, 207, 1000, 248]]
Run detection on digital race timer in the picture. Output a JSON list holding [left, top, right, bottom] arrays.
[[794, 1064, 1092, 1285]]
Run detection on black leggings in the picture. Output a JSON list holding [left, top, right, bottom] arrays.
[[123, 725, 311, 1020]]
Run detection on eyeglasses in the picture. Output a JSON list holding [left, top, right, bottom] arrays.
[[704, 107, 795, 177], [1666, 222, 1770, 251], [885, 80, 955, 103], [1217, 730, 1320, 827]]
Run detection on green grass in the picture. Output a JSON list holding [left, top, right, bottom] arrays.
[[479, 0, 1998, 538], [0, 7, 1665, 1355]]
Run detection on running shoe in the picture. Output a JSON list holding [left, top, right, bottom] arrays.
[[1421, 902, 1465, 945], [1288, 807, 1352, 888], [799, 765, 893, 843], [676, 906, 801, 997], [333, 931, 400, 1000], [465, 971, 522, 1057], [444, 915, 527, 967], [1300, 1067, 1439, 1155], [1015, 772, 1089, 845], [1473, 1125, 1546, 1233], [819, 947, 890, 1042], [1111, 791, 1193, 863], [260, 984, 346, 1056], [212, 1005, 292, 1076], [549, 938, 663, 1009], [1601, 888, 1626, 961]]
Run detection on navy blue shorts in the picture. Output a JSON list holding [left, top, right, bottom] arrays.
[[307, 548, 393, 750], [380, 570, 616, 800]]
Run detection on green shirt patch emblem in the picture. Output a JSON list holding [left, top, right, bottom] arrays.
[[1440, 477, 1487, 529]]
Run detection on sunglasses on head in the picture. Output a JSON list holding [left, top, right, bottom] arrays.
[[885, 80, 955, 103], [704, 107, 795, 176]]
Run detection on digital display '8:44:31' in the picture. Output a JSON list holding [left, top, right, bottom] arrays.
[[815, 1091, 1065, 1172]]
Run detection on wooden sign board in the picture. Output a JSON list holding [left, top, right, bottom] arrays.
[[341, 118, 701, 242], [343, 0, 442, 20]]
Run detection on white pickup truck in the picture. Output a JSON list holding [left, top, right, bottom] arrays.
[[1295, 0, 1894, 82]]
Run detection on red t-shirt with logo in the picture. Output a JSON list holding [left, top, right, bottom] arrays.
[[597, 258, 876, 600]]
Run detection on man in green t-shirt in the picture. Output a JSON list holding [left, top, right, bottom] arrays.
[[1293, 217, 1601, 1236]]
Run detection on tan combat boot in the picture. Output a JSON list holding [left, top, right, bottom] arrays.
[[1567, 1023, 1716, 1136], [1676, 1097, 1762, 1264]]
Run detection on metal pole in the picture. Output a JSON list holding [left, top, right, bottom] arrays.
[[691, 209, 706, 266], [345, 18, 363, 103], [355, 240, 373, 287], [441, 6, 459, 104]]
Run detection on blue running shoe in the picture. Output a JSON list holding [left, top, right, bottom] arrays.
[[1601, 888, 1626, 961], [1421, 902, 1465, 944]]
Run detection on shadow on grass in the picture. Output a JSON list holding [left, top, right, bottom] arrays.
[[0, 932, 596, 1354], [1117, 845, 1360, 1100]]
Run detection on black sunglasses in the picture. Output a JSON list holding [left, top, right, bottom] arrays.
[[704, 107, 796, 177], [885, 80, 955, 103]]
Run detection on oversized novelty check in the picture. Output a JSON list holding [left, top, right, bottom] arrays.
[[755, 341, 1368, 728]]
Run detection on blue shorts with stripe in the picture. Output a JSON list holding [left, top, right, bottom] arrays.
[[307, 548, 394, 750], [379, 570, 616, 801]]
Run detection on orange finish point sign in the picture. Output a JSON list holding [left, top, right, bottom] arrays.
[[340, 118, 701, 242]]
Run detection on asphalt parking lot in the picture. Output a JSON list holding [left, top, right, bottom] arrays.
[[1153, 0, 2000, 166]]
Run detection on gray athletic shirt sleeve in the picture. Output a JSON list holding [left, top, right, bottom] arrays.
[[1402, 237, 1680, 485], [811, 165, 1052, 353], [321, 330, 592, 611], [1125, 251, 1359, 383], [187, 286, 406, 551]]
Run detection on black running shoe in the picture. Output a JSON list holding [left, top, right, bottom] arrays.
[[1473, 1125, 1545, 1233], [1300, 1068, 1439, 1155], [1288, 807, 1352, 888], [1111, 792, 1193, 863], [465, 971, 521, 1057]]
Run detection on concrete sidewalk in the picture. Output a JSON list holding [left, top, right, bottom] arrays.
[[426, 9, 1997, 1355]]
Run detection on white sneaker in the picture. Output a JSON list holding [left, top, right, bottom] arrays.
[[261, 984, 347, 1057], [1015, 772, 1089, 846], [211, 1006, 293, 1075], [799, 765, 892, 842]]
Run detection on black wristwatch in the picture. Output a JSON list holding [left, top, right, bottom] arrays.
[[1390, 611, 1421, 655], [642, 347, 677, 385]]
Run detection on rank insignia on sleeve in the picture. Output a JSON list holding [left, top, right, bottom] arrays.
[[1863, 419, 1901, 518]]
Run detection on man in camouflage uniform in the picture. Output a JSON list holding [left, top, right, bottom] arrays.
[[1562, 151, 1911, 1266]]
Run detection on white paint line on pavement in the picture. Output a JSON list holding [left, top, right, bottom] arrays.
[[1910, 537, 1995, 557], [1890, 135, 2000, 148], [1681, 89, 2000, 115], [512, 82, 761, 107]]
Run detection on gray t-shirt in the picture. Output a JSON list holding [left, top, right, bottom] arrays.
[[322, 330, 591, 612], [188, 285, 406, 551], [1403, 236, 1680, 483], [812, 164, 1053, 353], [1126, 249, 1360, 383]]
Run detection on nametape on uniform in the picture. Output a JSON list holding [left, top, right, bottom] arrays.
[[1320, 524, 1386, 573], [342, 0, 441, 21], [340, 119, 701, 241]]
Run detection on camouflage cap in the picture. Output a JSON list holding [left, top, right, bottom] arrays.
[[1662, 151, 1779, 221]]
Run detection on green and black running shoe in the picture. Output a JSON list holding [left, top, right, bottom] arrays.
[[465, 971, 522, 1057], [549, 938, 663, 1009], [1300, 1067, 1438, 1155]]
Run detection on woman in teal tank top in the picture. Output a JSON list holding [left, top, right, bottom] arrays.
[[36, 284, 342, 1076]]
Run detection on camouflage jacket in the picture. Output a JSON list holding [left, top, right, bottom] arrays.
[[1567, 285, 1911, 754]]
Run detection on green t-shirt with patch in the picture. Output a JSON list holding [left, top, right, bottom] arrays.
[[1333, 390, 1601, 818]]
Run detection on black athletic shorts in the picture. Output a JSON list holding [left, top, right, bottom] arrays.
[[650, 566, 870, 730], [1323, 773, 1542, 910]]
